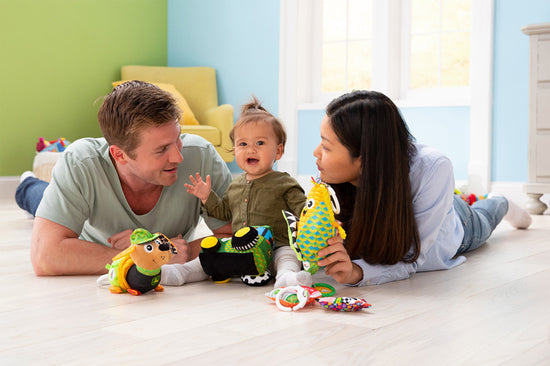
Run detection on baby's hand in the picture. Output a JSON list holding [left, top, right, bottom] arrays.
[[184, 173, 211, 203]]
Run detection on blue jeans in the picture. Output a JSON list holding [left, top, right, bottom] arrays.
[[453, 195, 508, 255], [15, 177, 48, 217]]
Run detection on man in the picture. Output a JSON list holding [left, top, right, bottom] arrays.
[[25, 81, 232, 275]]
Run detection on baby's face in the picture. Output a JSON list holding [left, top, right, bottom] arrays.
[[233, 121, 284, 180]]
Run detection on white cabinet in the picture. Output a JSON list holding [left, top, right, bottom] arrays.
[[523, 23, 550, 214]]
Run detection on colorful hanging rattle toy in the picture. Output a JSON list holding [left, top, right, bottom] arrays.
[[97, 228, 177, 295], [282, 178, 346, 274], [266, 283, 371, 312], [265, 284, 325, 312]]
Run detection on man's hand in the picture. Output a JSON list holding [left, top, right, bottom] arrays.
[[107, 229, 133, 251], [184, 173, 212, 204], [169, 234, 190, 264]]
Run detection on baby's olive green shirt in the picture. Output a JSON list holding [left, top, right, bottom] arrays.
[[203, 171, 306, 248]]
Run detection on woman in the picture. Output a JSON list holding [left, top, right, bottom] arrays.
[[315, 90, 532, 286]]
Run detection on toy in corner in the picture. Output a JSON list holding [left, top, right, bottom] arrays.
[[36, 137, 70, 153], [455, 188, 488, 206], [282, 178, 346, 274], [199, 226, 274, 286], [97, 228, 177, 295]]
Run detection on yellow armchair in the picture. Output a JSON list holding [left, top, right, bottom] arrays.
[[120, 65, 234, 162]]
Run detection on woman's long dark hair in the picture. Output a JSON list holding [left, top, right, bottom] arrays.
[[326, 90, 420, 265]]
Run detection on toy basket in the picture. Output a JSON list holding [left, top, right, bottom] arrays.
[[33, 152, 62, 182]]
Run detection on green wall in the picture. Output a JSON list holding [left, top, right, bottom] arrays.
[[0, 0, 167, 176]]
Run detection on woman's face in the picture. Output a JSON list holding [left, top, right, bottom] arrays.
[[313, 115, 361, 186]]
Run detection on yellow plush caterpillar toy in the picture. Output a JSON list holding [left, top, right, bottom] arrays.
[[97, 228, 177, 295], [282, 178, 346, 274]]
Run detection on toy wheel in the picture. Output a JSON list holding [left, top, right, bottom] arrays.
[[201, 236, 221, 253], [241, 270, 272, 286], [232, 227, 258, 251]]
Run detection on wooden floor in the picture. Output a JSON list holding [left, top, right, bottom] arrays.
[[1, 186, 550, 365]]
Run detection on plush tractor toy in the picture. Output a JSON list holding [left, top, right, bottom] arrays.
[[97, 228, 177, 295], [283, 179, 346, 274], [199, 226, 274, 286]]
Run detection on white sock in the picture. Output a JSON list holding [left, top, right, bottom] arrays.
[[488, 193, 532, 229], [20, 170, 36, 183], [273, 246, 313, 288], [160, 258, 209, 286]]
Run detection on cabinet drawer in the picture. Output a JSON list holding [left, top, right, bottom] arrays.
[[539, 39, 550, 80], [535, 135, 550, 177], [536, 87, 550, 130]]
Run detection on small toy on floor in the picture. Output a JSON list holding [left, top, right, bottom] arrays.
[[455, 188, 487, 206], [265, 283, 371, 312], [283, 178, 347, 274], [97, 228, 177, 295], [316, 297, 372, 312], [265, 285, 324, 311], [199, 226, 274, 286], [36, 137, 71, 153]]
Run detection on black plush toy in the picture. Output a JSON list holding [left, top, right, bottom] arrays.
[[199, 226, 274, 286]]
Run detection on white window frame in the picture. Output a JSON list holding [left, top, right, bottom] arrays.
[[279, 0, 493, 193]]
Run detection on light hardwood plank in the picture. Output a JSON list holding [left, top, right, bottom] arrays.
[[1, 196, 549, 365]]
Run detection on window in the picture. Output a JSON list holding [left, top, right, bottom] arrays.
[[316, 0, 472, 105], [321, 0, 374, 93]]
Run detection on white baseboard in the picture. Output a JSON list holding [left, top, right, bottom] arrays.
[[0, 176, 19, 201]]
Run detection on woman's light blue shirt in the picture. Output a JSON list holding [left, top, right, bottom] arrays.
[[350, 144, 465, 285]]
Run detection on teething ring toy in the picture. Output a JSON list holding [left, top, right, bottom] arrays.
[[275, 285, 309, 312]]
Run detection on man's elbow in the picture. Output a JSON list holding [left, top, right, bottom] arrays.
[[30, 238, 60, 276]]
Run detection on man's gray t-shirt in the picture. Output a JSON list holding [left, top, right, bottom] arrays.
[[36, 134, 232, 245]]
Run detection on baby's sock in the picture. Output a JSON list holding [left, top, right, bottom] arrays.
[[488, 193, 532, 229], [274, 270, 313, 289], [273, 246, 313, 288], [160, 258, 209, 286]]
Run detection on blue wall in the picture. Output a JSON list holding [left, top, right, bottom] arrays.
[[167, 0, 280, 173], [297, 107, 470, 180], [167, 0, 550, 181], [492, 0, 550, 181]]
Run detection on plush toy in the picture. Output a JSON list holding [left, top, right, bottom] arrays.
[[282, 179, 346, 274], [97, 228, 177, 295], [316, 297, 372, 312], [455, 188, 488, 206], [199, 226, 274, 286], [36, 137, 70, 153]]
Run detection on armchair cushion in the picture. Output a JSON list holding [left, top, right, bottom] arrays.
[[112, 80, 199, 126]]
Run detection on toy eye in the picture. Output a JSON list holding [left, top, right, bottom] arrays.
[[306, 198, 315, 209], [144, 244, 154, 253]]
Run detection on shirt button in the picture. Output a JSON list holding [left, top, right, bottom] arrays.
[[243, 222, 246, 226], [244, 198, 248, 202]]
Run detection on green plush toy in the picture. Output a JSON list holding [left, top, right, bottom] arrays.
[[98, 228, 177, 296]]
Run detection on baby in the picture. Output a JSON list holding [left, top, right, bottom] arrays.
[[162, 97, 312, 288]]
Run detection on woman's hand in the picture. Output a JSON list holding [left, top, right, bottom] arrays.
[[318, 233, 363, 284]]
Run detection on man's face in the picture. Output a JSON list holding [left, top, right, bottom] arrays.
[[123, 120, 183, 187]]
